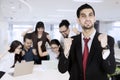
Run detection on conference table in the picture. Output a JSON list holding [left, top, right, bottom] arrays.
[[1, 61, 69, 80]]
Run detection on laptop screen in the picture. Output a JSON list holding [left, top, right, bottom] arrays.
[[13, 61, 34, 77]]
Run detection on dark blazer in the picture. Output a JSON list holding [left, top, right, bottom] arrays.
[[58, 32, 116, 80]]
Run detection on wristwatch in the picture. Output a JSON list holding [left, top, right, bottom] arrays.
[[102, 45, 109, 50]]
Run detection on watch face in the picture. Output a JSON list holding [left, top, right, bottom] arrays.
[[103, 45, 109, 50]]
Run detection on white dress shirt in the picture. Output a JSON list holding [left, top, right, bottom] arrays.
[[82, 30, 110, 60], [0, 52, 15, 72]]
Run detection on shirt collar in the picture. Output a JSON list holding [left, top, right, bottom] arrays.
[[82, 29, 96, 40]]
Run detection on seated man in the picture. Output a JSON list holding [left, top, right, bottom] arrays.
[[22, 33, 39, 64]]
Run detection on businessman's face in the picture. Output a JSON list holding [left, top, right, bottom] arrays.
[[78, 8, 96, 30]]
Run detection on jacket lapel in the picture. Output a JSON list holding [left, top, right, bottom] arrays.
[[87, 32, 100, 66], [75, 32, 101, 69], [76, 34, 83, 68]]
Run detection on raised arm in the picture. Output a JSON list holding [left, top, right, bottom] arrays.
[[58, 38, 73, 73], [37, 41, 48, 57], [98, 34, 116, 74], [21, 28, 33, 37], [72, 27, 80, 35], [46, 34, 51, 44]]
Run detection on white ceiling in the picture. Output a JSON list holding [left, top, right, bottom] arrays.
[[0, 0, 120, 24]]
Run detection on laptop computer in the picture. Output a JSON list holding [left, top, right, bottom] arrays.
[[9, 61, 34, 77]]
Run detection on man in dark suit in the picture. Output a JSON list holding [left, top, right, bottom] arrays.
[[58, 4, 116, 80]]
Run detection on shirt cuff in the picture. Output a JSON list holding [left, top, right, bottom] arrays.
[[102, 49, 110, 60]]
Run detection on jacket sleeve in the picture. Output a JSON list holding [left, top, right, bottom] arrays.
[[58, 35, 78, 74], [58, 52, 70, 73], [102, 36, 116, 74]]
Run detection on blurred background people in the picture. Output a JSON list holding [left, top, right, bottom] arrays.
[[59, 19, 80, 47], [22, 21, 51, 64]]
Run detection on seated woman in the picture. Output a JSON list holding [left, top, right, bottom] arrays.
[[0, 40, 23, 78], [49, 39, 63, 60]]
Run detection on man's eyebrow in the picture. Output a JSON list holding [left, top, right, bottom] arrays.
[[80, 13, 85, 15]]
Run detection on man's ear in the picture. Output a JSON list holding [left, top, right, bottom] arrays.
[[76, 18, 82, 25], [77, 18, 80, 24], [94, 17, 96, 23]]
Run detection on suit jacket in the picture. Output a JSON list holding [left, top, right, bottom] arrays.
[[58, 32, 116, 80]]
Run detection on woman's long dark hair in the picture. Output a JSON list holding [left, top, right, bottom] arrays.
[[8, 40, 23, 53], [35, 21, 45, 33], [8, 40, 23, 67], [50, 39, 63, 59]]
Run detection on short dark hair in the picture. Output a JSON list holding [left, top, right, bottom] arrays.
[[59, 19, 70, 29], [76, 3, 95, 18], [50, 39, 61, 46], [8, 40, 23, 53], [35, 21, 45, 33], [23, 33, 32, 42]]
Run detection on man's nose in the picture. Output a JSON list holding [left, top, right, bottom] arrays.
[[85, 16, 90, 20]]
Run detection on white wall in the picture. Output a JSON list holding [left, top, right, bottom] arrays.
[[0, 21, 9, 54], [99, 21, 113, 33], [0, 4, 9, 54], [99, 21, 120, 44]]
